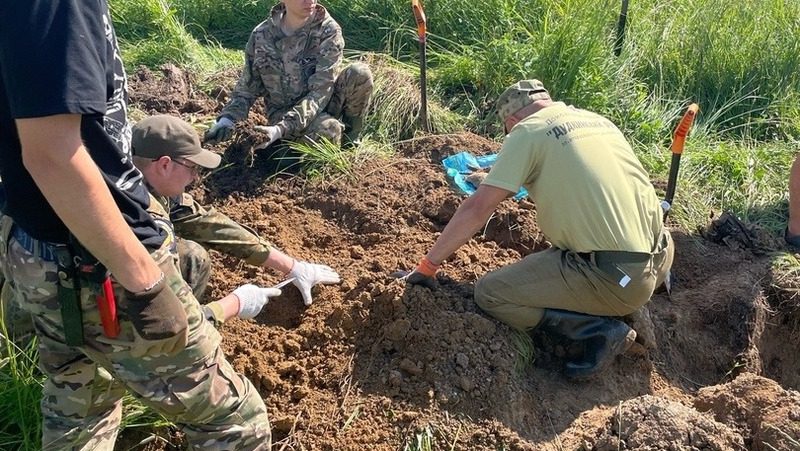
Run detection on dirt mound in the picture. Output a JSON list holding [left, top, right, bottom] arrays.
[[119, 68, 800, 451], [592, 395, 745, 450], [128, 64, 212, 115], [695, 372, 800, 450]]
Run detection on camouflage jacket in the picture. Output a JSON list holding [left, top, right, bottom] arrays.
[[147, 193, 272, 267], [219, 3, 344, 136]]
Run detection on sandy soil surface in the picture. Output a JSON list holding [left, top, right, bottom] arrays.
[[121, 65, 800, 451]]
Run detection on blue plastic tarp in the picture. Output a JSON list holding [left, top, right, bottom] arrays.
[[441, 151, 528, 200]]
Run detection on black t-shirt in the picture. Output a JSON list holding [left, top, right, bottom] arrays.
[[0, 0, 164, 249]]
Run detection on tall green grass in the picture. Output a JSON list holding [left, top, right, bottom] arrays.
[[0, 334, 42, 450], [111, 0, 242, 78], [668, 139, 796, 233], [0, 317, 171, 450], [628, 0, 800, 141], [126, 0, 800, 142], [108, 0, 800, 232]]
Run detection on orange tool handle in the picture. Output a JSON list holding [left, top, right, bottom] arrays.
[[671, 103, 699, 155], [96, 277, 120, 338], [411, 0, 427, 40]]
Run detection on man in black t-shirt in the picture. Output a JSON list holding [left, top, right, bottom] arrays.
[[0, 2, 271, 448]]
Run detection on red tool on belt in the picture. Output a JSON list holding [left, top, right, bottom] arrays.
[[98, 276, 120, 338], [77, 257, 120, 338]]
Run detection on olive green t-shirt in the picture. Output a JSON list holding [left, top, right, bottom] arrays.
[[483, 102, 662, 252]]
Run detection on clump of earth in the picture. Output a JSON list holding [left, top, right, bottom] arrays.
[[122, 65, 800, 450]]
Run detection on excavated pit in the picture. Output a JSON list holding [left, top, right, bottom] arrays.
[[120, 65, 800, 451]]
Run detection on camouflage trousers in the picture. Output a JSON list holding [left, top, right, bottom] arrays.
[[2, 237, 212, 351], [177, 237, 211, 302], [0, 228, 271, 450], [269, 62, 374, 146]]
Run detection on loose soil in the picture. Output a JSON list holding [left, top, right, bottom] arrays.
[[122, 66, 800, 451]]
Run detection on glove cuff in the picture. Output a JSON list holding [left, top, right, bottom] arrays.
[[288, 259, 303, 277], [124, 272, 165, 304], [204, 302, 226, 325], [416, 257, 440, 277]]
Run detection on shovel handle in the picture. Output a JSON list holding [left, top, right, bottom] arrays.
[[671, 103, 699, 155], [662, 103, 700, 220], [412, 0, 427, 41]]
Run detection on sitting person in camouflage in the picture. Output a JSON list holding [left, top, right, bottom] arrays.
[[204, 0, 373, 152], [132, 115, 341, 319]]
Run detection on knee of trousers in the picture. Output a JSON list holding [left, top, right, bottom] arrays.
[[178, 240, 211, 280], [307, 117, 344, 144], [343, 62, 374, 86], [178, 240, 209, 266], [473, 274, 502, 312]]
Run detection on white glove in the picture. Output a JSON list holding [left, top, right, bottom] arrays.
[[233, 284, 282, 319], [204, 116, 235, 144], [289, 261, 341, 306], [253, 125, 284, 150]]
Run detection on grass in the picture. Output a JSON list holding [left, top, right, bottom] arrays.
[[0, 307, 172, 450], [403, 425, 435, 451], [111, 0, 243, 80], [666, 139, 796, 233], [287, 136, 393, 182], [511, 330, 536, 374], [0, 333, 42, 451], [359, 52, 466, 142], [115, 0, 800, 141]]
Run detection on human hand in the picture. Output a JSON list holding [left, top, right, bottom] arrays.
[[289, 261, 341, 306], [233, 284, 282, 319], [391, 257, 439, 288], [253, 125, 283, 150], [203, 116, 235, 144], [122, 271, 188, 357]]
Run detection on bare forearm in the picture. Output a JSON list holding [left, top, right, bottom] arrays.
[[263, 247, 295, 274], [425, 185, 512, 265], [17, 116, 160, 291], [426, 198, 495, 265]]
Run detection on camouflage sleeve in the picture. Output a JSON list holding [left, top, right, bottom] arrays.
[[219, 32, 265, 122], [276, 20, 344, 136], [170, 193, 273, 266]]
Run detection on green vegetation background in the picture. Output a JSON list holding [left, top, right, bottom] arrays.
[[112, 0, 800, 231]]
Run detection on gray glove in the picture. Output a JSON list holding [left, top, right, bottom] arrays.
[[289, 261, 341, 306], [204, 116, 235, 144], [253, 125, 284, 150], [233, 284, 282, 319], [122, 269, 188, 357]]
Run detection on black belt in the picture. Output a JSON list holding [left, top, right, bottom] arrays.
[[11, 225, 61, 262], [576, 250, 652, 266], [577, 229, 669, 266], [576, 250, 651, 288]]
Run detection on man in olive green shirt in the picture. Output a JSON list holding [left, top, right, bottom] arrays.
[[402, 80, 673, 380]]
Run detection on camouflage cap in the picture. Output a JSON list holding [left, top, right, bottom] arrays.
[[132, 115, 221, 169], [495, 79, 551, 123]]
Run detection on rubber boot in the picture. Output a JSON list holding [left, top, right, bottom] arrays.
[[537, 309, 636, 380], [342, 115, 364, 147]]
